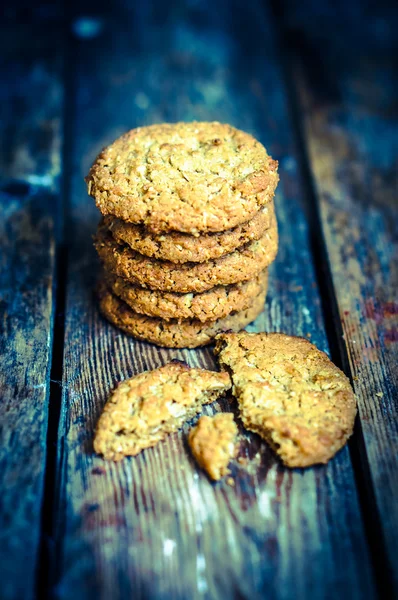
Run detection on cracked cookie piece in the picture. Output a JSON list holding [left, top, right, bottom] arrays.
[[188, 413, 238, 480], [95, 217, 277, 294], [105, 270, 268, 323], [105, 204, 275, 264], [86, 122, 279, 234], [214, 332, 357, 467], [94, 361, 231, 460], [98, 284, 266, 348]]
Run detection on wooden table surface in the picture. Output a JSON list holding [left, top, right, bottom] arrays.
[[1, 1, 397, 598]]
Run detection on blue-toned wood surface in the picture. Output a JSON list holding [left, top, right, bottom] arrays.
[[51, 1, 375, 598], [0, 12, 63, 600], [278, 1, 398, 591], [0, 0, 396, 598]]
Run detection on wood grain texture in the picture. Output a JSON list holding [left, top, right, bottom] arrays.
[[0, 17, 63, 600], [279, 0, 398, 590], [53, 1, 375, 598]]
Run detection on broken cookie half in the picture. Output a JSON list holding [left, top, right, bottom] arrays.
[[214, 332, 357, 467], [94, 360, 231, 460], [188, 413, 238, 480]]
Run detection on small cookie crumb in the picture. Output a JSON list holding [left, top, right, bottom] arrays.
[[188, 413, 238, 480]]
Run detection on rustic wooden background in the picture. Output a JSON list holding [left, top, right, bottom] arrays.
[[0, 0, 397, 598]]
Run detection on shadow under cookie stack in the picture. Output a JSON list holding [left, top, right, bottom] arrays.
[[86, 122, 279, 348]]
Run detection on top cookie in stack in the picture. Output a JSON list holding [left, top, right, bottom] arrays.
[[86, 122, 279, 348]]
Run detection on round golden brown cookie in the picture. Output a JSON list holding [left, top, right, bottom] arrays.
[[105, 203, 275, 264], [98, 285, 266, 348], [86, 122, 279, 234], [95, 216, 278, 294], [214, 332, 357, 467], [105, 270, 268, 323]]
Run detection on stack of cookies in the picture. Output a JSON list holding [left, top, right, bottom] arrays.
[[86, 122, 279, 348]]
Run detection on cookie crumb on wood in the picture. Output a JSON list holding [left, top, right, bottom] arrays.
[[94, 362, 231, 461], [188, 413, 238, 480]]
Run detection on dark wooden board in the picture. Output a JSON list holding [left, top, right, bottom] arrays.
[[277, 0, 398, 591], [53, 1, 375, 598], [0, 18, 63, 600]]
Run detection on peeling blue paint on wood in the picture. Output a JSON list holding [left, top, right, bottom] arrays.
[[0, 17, 63, 600], [1, 0, 396, 598], [279, 1, 398, 591]]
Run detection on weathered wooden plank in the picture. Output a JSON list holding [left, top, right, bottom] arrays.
[[277, 0, 398, 591], [53, 1, 375, 598], [0, 17, 63, 600]]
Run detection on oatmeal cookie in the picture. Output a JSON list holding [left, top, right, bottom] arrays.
[[95, 217, 277, 294], [105, 203, 275, 263], [94, 361, 231, 460], [214, 332, 357, 467], [98, 284, 266, 348], [86, 122, 278, 234], [105, 270, 268, 323]]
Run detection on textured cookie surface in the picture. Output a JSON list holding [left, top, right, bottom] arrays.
[[188, 413, 238, 480], [94, 361, 231, 460], [95, 217, 277, 294], [98, 285, 266, 348], [214, 332, 357, 467], [105, 203, 275, 263], [86, 122, 279, 234], [106, 270, 268, 323]]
